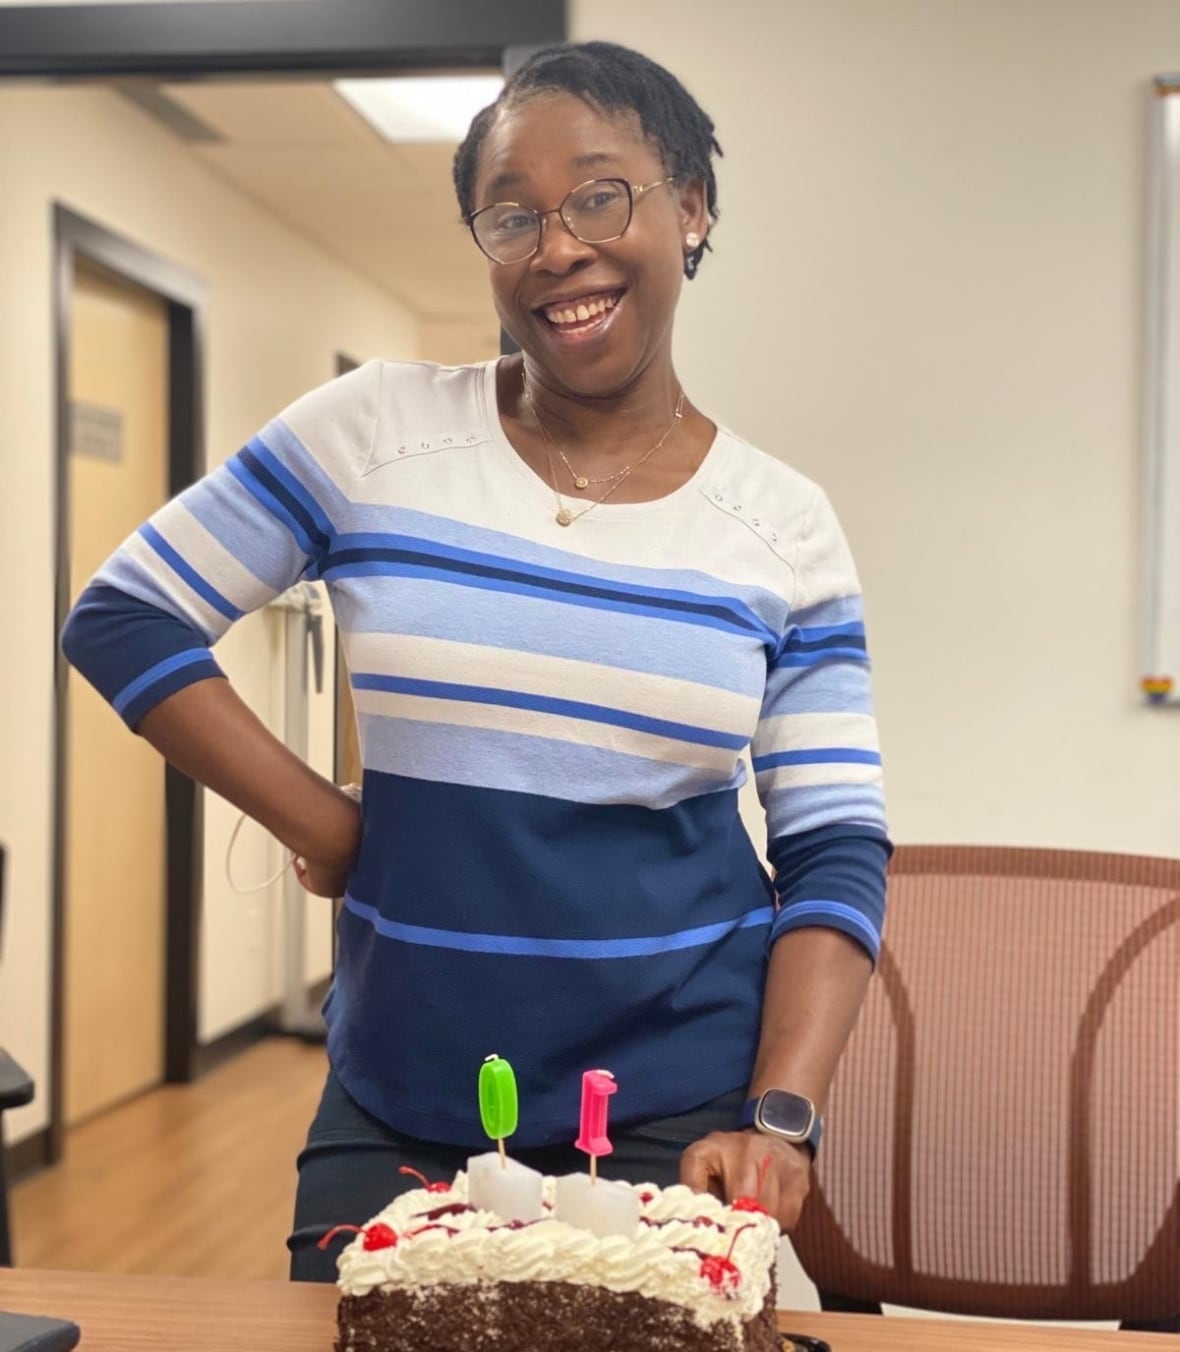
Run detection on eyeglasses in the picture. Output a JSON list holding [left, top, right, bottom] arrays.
[[466, 176, 675, 265]]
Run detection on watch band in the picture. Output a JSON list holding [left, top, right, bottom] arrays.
[[738, 1093, 823, 1159], [738, 1098, 758, 1129]]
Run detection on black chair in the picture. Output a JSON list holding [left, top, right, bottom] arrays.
[[0, 843, 36, 1265]]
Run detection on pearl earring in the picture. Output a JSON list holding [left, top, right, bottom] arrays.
[[685, 232, 701, 250]]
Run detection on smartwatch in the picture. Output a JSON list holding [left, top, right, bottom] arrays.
[[738, 1089, 823, 1159]]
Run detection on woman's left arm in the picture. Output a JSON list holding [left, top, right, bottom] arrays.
[[680, 893, 879, 1230], [680, 485, 890, 1229]]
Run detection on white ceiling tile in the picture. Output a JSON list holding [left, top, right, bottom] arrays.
[[161, 80, 367, 148], [157, 80, 493, 327]]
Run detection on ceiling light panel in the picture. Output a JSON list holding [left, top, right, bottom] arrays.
[[334, 75, 503, 144]]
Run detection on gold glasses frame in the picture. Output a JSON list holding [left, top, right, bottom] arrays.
[[466, 176, 676, 264]]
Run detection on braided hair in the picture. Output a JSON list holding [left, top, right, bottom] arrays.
[[453, 41, 722, 280]]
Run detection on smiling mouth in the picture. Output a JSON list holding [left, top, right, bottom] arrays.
[[535, 288, 626, 336]]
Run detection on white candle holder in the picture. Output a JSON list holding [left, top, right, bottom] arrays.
[[554, 1172, 639, 1238], [465, 1152, 544, 1222]]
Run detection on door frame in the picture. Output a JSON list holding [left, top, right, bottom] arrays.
[[0, 0, 565, 80], [50, 204, 208, 1160], [18, 0, 567, 1168]]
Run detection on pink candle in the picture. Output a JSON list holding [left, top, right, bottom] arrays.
[[575, 1069, 617, 1169]]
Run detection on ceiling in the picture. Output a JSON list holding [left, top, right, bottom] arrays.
[[139, 78, 498, 334]]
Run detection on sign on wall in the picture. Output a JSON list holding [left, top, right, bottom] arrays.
[[70, 402, 123, 464]]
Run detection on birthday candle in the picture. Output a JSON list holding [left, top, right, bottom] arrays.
[[575, 1069, 617, 1164], [466, 1053, 543, 1222], [556, 1068, 637, 1237], [479, 1052, 519, 1162]]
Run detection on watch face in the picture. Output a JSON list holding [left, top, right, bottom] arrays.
[[757, 1090, 815, 1138]]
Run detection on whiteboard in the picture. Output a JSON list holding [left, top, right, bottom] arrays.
[[1142, 80, 1180, 707]]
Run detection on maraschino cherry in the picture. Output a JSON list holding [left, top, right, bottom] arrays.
[[699, 1223, 756, 1296], [317, 1222, 398, 1252], [398, 1165, 451, 1193], [731, 1155, 774, 1216]]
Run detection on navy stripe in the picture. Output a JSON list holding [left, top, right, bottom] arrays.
[[793, 621, 866, 642], [323, 540, 775, 641], [330, 559, 768, 641], [342, 894, 774, 958], [226, 456, 315, 556], [139, 524, 243, 621], [753, 747, 882, 772], [248, 438, 336, 543], [352, 672, 748, 751], [773, 645, 871, 670], [784, 633, 868, 656], [237, 446, 331, 558], [334, 530, 774, 631]]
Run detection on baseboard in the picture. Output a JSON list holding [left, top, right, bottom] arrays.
[[9, 982, 330, 1182], [7, 1125, 51, 1184], [193, 976, 332, 1078]]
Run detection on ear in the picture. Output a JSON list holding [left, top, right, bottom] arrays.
[[675, 177, 709, 249]]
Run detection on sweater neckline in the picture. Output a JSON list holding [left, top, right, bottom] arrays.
[[478, 357, 729, 524]]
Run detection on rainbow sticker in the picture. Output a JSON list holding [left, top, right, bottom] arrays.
[[1140, 675, 1174, 704]]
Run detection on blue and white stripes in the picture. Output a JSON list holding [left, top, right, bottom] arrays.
[[61, 356, 890, 1147]]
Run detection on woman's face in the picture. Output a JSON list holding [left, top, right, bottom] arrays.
[[471, 92, 707, 399]]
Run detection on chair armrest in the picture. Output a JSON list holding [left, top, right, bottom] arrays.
[[0, 1047, 34, 1111]]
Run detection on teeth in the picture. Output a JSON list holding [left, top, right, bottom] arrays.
[[544, 293, 619, 325]]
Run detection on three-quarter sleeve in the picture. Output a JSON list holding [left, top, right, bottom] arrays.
[[61, 361, 378, 728], [752, 486, 891, 961]]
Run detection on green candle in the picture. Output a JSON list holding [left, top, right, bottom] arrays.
[[479, 1053, 519, 1159]]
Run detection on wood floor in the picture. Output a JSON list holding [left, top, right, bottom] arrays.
[[11, 1038, 327, 1279]]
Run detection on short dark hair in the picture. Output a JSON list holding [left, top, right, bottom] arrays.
[[452, 41, 722, 279]]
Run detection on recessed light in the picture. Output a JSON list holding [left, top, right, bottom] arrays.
[[334, 75, 504, 144]]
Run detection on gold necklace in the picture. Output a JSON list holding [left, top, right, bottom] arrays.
[[554, 444, 630, 491], [527, 386, 686, 527]]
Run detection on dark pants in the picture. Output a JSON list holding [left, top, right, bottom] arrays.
[[288, 1069, 745, 1282]]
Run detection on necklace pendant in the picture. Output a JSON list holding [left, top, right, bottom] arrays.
[[574, 476, 589, 490], [556, 508, 573, 526]]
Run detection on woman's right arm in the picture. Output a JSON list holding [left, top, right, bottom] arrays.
[[60, 362, 380, 893], [137, 678, 360, 895]]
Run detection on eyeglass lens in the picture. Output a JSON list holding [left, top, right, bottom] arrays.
[[473, 179, 633, 263]]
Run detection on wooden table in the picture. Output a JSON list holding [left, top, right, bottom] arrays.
[[0, 1268, 1174, 1350]]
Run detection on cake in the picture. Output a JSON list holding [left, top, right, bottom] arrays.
[[327, 1171, 780, 1352]]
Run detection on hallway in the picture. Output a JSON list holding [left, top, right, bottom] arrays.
[[11, 1039, 326, 1279]]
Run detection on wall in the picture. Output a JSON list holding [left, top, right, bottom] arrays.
[[572, 0, 1180, 861], [572, 0, 1180, 1317], [0, 83, 418, 1144], [418, 316, 501, 367], [3, 0, 1178, 1305]]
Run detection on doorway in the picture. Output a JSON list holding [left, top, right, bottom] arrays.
[[50, 206, 207, 1159], [63, 261, 169, 1125], [9, 1, 566, 1176]]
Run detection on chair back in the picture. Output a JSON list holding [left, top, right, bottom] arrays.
[[790, 846, 1180, 1321]]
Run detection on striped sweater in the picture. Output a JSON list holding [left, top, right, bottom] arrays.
[[62, 358, 890, 1146]]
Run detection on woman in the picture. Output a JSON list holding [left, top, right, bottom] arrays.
[[62, 41, 890, 1281]]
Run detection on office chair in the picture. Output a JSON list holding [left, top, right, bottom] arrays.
[[0, 843, 36, 1265], [790, 846, 1180, 1333]]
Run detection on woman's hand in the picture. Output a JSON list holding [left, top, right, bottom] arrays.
[[293, 793, 363, 899], [679, 1130, 811, 1232], [293, 853, 353, 899]]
